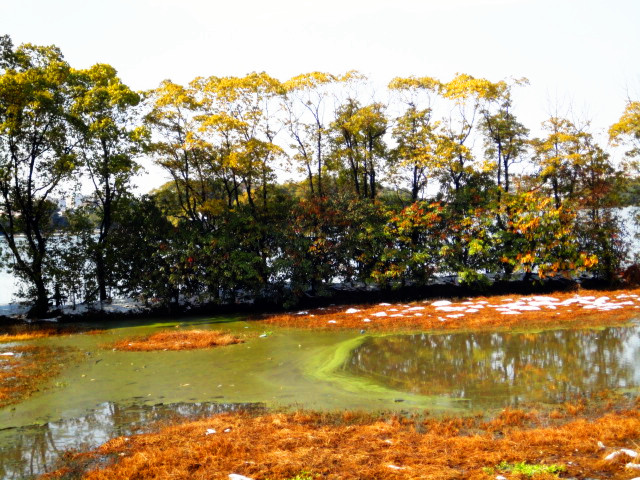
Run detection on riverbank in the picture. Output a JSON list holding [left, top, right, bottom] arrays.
[[262, 288, 640, 332], [42, 398, 640, 480], [0, 277, 637, 329]]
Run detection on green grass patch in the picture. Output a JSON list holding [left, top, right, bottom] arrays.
[[486, 460, 566, 477]]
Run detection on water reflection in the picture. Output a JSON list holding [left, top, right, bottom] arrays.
[[345, 326, 640, 406], [0, 401, 264, 480]]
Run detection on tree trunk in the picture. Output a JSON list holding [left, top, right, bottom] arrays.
[[28, 276, 49, 318]]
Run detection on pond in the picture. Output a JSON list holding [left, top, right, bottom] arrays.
[[0, 316, 639, 478]]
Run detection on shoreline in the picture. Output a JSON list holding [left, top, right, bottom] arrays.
[[0, 275, 627, 328]]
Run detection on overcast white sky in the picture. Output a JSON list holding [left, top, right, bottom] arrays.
[[4, 0, 640, 192]]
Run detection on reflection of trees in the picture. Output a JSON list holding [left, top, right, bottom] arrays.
[[345, 327, 640, 407], [0, 401, 264, 479]]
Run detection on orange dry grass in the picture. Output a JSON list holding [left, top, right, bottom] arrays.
[[112, 330, 244, 351], [0, 345, 69, 407], [44, 407, 640, 480], [0, 329, 61, 342], [263, 288, 640, 332], [0, 326, 104, 342]]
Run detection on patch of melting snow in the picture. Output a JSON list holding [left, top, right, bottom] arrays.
[[205, 428, 216, 435], [408, 306, 425, 311], [379, 302, 391, 306], [0, 352, 15, 356], [296, 311, 308, 315], [605, 449, 638, 461], [446, 314, 465, 318], [363, 319, 371, 323], [465, 309, 480, 313], [435, 306, 466, 312], [531, 296, 560, 302], [390, 314, 403, 317], [431, 300, 452, 307], [372, 311, 388, 317], [344, 308, 360, 314], [327, 320, 337, 324]]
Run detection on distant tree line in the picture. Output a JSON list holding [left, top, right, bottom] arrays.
[[1, 36, 639, 317]]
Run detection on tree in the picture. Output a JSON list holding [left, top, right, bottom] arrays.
[[145, 80, 212, 230], [0, 37, 78, 317], [531, 117, 591, 209], [609, 100, 640, 160], [388, 76, 443, 202], [435, 74, 506, 202], [478, 80, 529, 195], [195, 72, 284, 213], [330, 99, 388, 199], [108, 195, 177, 307], [70, 63, 144, 303], [282, 71, 360, 198]]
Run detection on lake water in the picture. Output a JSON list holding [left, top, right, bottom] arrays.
[[0, 317, 639, 478]]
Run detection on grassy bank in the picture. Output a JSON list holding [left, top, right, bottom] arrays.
[[262, 288, 640, 332]]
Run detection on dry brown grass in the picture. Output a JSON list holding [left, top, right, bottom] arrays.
[[43, 405, 640, 480], [0, 345, 73, 407], [0, 326, 104, 342], [262, 288, 640, 332], [111, 329, 244, 351]]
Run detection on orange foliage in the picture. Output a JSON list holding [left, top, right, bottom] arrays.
[[262, 288, 640, 332], [43, 408, 640, 480], [111, 330, 244, 351]]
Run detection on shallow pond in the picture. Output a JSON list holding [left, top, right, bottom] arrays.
[[1, 316, 639, 478]]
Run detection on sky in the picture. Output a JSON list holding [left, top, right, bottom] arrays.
[[3, 0, 640, 192]]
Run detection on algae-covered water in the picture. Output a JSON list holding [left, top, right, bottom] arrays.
[[1, 316, 640, 479]]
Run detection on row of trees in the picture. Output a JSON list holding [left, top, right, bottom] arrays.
[[1, 36, 639, 317]]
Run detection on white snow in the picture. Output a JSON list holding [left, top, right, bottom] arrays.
[[431, 300, 452, 307]]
